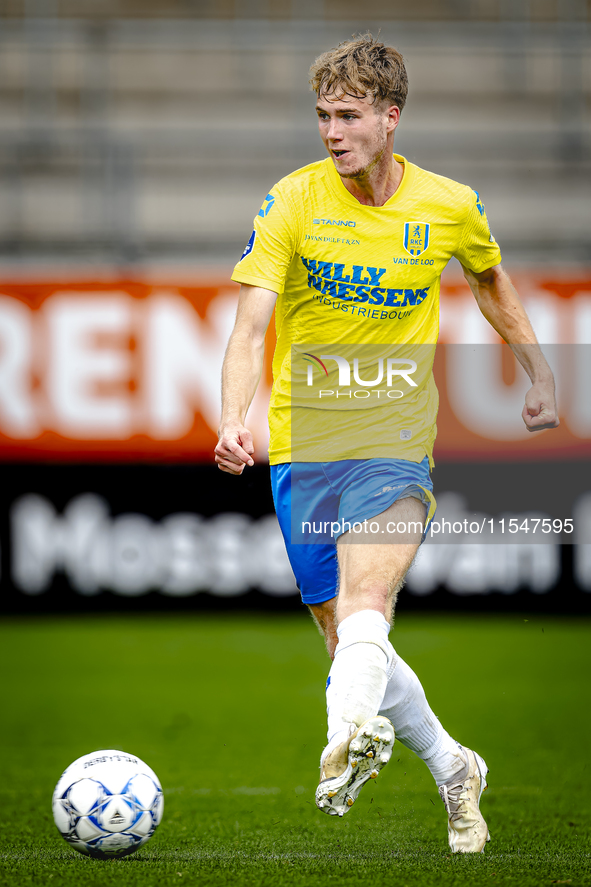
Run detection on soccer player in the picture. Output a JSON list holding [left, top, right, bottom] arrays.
[[215, 35, 558, 853]]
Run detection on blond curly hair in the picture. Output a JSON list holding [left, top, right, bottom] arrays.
[[309, 33, 408, 112]]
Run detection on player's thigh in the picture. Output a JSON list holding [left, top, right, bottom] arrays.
[[336, 496, 426, 619]]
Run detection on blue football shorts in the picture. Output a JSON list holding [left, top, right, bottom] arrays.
[[270, 457, 436, 606]]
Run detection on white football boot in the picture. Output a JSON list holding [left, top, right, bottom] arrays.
[[438, 747, 490, 853], [315, 716, 395, 817]]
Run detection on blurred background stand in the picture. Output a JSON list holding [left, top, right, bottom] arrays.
[[0, 1, 589, 613], [0, 0, 589, 268]]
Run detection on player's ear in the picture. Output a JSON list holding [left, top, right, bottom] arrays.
[[386, 104, 400, 132]]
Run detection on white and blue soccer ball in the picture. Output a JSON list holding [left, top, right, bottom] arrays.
[[52, 749, 164, 859]]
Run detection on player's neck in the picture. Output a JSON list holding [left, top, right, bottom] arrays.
[[340, 155, 404, 207]]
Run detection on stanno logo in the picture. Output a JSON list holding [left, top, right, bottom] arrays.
[[313, 218, 356, 228]]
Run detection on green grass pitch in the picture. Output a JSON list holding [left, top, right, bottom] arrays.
[[1, 611, 590, 887]]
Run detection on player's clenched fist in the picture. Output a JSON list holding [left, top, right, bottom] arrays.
[[522, 381, 560, 433], [215, 423, 255, 474]]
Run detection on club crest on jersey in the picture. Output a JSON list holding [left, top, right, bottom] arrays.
[[403, 222, 430, 257]]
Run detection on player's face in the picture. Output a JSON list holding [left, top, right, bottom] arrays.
[[315, 91, 399, 180]]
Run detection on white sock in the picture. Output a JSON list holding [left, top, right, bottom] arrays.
[[379, 652, 466, 786], [325, 610, 394, 753]]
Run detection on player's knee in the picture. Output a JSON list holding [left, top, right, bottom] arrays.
[[340, 575, 390, 603]]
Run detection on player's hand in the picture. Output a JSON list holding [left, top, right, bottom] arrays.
[[215, 423, 255, 474], [522, 382, 559, 433]]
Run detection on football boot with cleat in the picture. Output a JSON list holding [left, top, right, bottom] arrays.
[[438, 746, 490, 853], [315, 716, 395, 817]]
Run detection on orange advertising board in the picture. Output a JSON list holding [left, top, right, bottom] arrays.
[[436, 272, 591, 460], [0, 272, 589, 462]]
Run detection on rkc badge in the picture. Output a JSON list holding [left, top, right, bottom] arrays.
[[403, 222, 430, 257]]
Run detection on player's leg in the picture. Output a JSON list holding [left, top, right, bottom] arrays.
[[315, 496, 420, 814], [316, 496, 489, 850], [311, 548, 463, 778], [324, 495, 423, 753], [273, 459, 487, 848], [377, 636, 489, 851], [308, 598, 338, 658], [270, 460, 396, 814]]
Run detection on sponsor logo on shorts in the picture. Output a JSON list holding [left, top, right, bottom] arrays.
[[374, 484, 405, 497]]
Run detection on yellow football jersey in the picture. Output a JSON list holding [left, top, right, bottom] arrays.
[[232, 154, 501, 465]]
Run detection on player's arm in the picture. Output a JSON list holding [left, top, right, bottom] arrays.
[[461, 262, 559, 432], [215, 284, 278, 474]]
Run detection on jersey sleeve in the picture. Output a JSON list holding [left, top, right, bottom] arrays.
[[453, 189, 502, 273], [231, 184, 299, 293]]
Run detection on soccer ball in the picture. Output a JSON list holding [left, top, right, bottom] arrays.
[[52, 749, 163, 859]]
